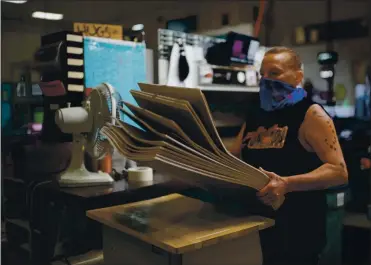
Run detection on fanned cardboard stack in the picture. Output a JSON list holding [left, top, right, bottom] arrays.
[[101, 83, 284, 209]]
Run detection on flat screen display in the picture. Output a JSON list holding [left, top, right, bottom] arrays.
[[227, 32, 260, 65]]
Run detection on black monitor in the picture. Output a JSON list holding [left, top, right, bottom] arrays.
[[226, 32, 260, 65]]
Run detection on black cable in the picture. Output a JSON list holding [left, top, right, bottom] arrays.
[[28, 180, 53, 262], [25, 152, 71, 212]]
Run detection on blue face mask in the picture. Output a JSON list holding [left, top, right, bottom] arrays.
[[259, 78, 307, 111]]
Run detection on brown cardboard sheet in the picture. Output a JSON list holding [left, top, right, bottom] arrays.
[[102, 84, 285, 209]]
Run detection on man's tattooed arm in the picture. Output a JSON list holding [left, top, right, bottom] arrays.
[[284, 105, 348, 193], [311, 109, 339, 152]]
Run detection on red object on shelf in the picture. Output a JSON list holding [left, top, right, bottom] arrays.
[[39, 80, 66, 96]]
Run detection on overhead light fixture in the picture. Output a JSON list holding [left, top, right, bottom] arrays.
[[132, 24, 144, 31], [32, 11, 63, 21], [2, 0, 28, 4]]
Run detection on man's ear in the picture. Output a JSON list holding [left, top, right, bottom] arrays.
[[296, 70, 304, 87]]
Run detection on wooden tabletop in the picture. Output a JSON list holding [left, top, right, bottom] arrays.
[[87, 193, 274, 254]]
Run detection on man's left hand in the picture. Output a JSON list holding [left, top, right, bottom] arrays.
[[257, 168, 289, 206], [360, 158, 371, 170]]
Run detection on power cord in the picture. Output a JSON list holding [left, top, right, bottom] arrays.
[[25, 153, 71, 214], [27, 158, 70, 261], [28, 180, 53, 262]]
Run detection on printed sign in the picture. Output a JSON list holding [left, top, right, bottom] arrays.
[[244, 124, 288, 149], [73, 22, 123, 40]]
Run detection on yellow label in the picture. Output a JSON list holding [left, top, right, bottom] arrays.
[[335, 84, 347, 101], [73, 22, 123, 40], [295, 27, 306, 45], [310, 29, 319, 43]]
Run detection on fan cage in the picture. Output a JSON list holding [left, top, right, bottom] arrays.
[[89, 84, 124, 159]]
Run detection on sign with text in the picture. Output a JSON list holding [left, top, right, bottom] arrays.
[[73, 22, 123, 40]]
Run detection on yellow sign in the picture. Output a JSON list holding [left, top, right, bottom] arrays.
[[335, 84, 347, 101], [310, 29, 319, 43], [73, 22, 123, 40], [295, 27, 306, 45]]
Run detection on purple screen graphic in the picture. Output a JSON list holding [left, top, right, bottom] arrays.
[[232, 40, 245, 59]]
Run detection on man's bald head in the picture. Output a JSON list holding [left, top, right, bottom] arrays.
[[261, 47, 304, 87], [264, 47, 302, 71]]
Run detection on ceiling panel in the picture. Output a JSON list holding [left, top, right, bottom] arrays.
[[1, 0, 206, 23]]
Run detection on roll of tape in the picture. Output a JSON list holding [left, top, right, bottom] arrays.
[[128, 167, 153, 182]]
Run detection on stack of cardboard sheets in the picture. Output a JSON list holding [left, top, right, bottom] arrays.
[[101, 83, 283, 209]]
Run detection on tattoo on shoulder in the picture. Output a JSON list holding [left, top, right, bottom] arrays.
[[325, 119, 338, 149], [312, 108, 338, 151], [324, 138, 337, 151], [311, 109, 328, 118], [324, 134, 338, 151]]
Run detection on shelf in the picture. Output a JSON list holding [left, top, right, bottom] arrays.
[[14, 96, 43, 105], [199, 85, 259, 92]]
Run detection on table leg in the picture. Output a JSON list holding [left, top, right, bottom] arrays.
[[168, 253, 182, 265]]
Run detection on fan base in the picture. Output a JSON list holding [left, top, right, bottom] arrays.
[[58, 169, 114, 188]]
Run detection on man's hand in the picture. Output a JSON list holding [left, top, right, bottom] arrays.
[[361, 158, 371, 170], [257, 168, 289, 206]]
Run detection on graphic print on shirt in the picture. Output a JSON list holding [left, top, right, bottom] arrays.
[[243, 124, 288, 149]]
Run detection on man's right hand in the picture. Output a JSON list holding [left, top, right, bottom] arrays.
[[360, 158, 371, 170]]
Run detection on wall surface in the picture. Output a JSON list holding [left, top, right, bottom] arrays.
[[1, 31, 42, 82], [2, 0, 369, 101], [269, 0, 369, 104]]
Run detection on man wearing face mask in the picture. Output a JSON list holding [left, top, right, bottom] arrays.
[[230, 47, 348, 265]]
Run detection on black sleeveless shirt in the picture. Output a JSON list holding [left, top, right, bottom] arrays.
[[184, 99, 328, 262], [241, 98, 328, 262], [242, 98, 322, 176], [241, 98, 328, 212]]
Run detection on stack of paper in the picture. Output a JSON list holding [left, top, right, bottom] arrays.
[[101, 83, 284, 209]]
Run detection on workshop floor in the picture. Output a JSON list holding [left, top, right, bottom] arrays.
[[2, 244, 368, 265], [2, 246, 104, 265], [1, 220, 367, 265]]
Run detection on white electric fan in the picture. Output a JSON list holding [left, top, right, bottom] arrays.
[[55, 83, 121, 187]]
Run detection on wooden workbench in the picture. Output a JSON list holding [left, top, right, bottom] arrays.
[[87, 193, 274, 265]]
